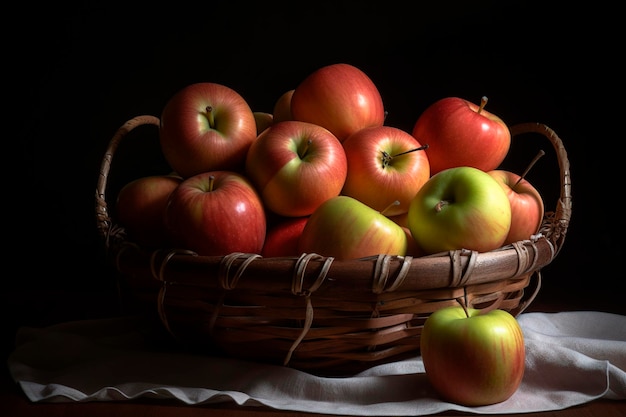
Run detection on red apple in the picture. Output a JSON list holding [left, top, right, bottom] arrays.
[[407, 166, 511, 254], [244, 120, 348, 217], [164, 171, 266, 256], [411, 96, 511, 175], [488, 169, 544, 245], [115, 174, 182, 248], [290, 63, 385, 142], [261, 216, 308, 257], [272, 89, 294, 123], [341, 125, 430, 216], [421, 304, 525, 406], [298, 195, 407, 260], [159, 82, 257, 178]]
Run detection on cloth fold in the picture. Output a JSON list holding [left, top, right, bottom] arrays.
[[7, 311, 626, 415]]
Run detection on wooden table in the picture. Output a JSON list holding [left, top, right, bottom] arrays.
[[3, 287, 625, 417]]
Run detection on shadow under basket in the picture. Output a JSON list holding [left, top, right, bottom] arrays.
[[95, 118, 571, 376]]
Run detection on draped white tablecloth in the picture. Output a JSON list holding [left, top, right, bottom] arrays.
[[7, 311, 626, 415]]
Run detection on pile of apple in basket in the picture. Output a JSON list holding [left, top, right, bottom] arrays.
[[107, 63, 570, 407], [118, 63, 544, 260]]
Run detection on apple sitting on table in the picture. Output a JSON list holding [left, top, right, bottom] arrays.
[[341, 125, 430, 217], [245, 120, 348, 217], [164, 171, 266, 256], [290, 63, 386, 142], [407, 166, 511, 254], [298, 195, 407, 260], [262, 216, 309, 257], [159, 82, 257, 178], [115, 174, 183, 248], [411, 96, 511, 175], [420, 304, 525, 406]]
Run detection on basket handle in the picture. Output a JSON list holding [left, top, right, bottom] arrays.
[[95, 115, 161, 247], [509, 122, 572, 256]]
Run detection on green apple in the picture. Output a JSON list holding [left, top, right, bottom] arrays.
[[298, 195, 407, 260], [420, 305, 525, 406], [407, 166, 511, 254]]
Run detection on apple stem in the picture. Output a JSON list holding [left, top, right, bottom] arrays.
[[477, 96, 488, 115], [205, 106, 216, 128], [298, 139, 312, 158], [513, 149, 546, 190], [380, 200, 400, 216], [208, 175, 215, 192], [435, 200, 449, 212], [380, 145, 429, 169]]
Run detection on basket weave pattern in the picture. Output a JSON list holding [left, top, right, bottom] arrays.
[[96, 118, 571, 375]]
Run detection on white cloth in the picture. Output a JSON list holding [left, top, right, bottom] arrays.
[[7, 311, 626, 415]]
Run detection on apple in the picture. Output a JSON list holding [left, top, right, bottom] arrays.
[[290, 63, 386, 142], [159, 82, 257, 178], [411, 96, 511, 175], [298, 195, 407, 260], [253, 111, 274, 135], [272, 89, 294, 123], [261, 216, 308, 257], [407, 166, 511, 254], [341, 125, 430, 217], [115, 174, 183, 248], [389, 212, 409, 228], [164, 170, 266, 256], [402, 226, 426, 257], [488, 169, 544, 245], [420, 304, 525, 406], [244, 120, 348, 217]]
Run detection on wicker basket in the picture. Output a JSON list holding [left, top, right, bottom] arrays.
[[95, 116, 571, 376]]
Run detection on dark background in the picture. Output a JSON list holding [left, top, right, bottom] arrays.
[[5, 1, 623, 357]]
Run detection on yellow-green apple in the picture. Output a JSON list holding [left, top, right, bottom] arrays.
[[290, 63, 385, 142], [253, 111, 274, 135], [341, 125, 430, 216], [272, 89, 294, 123], [488, 169, 544, 244], [244, 120, 348, 217], [407, 166, 511, 254], [159, 82, 257, 178], [420, 304, 525, 406], [298, 195, 407, 260], [261, 216, 308, 257], [115, 174, 182, 248], [411, 96, 511, 175], [164, 170, 266, 256]]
